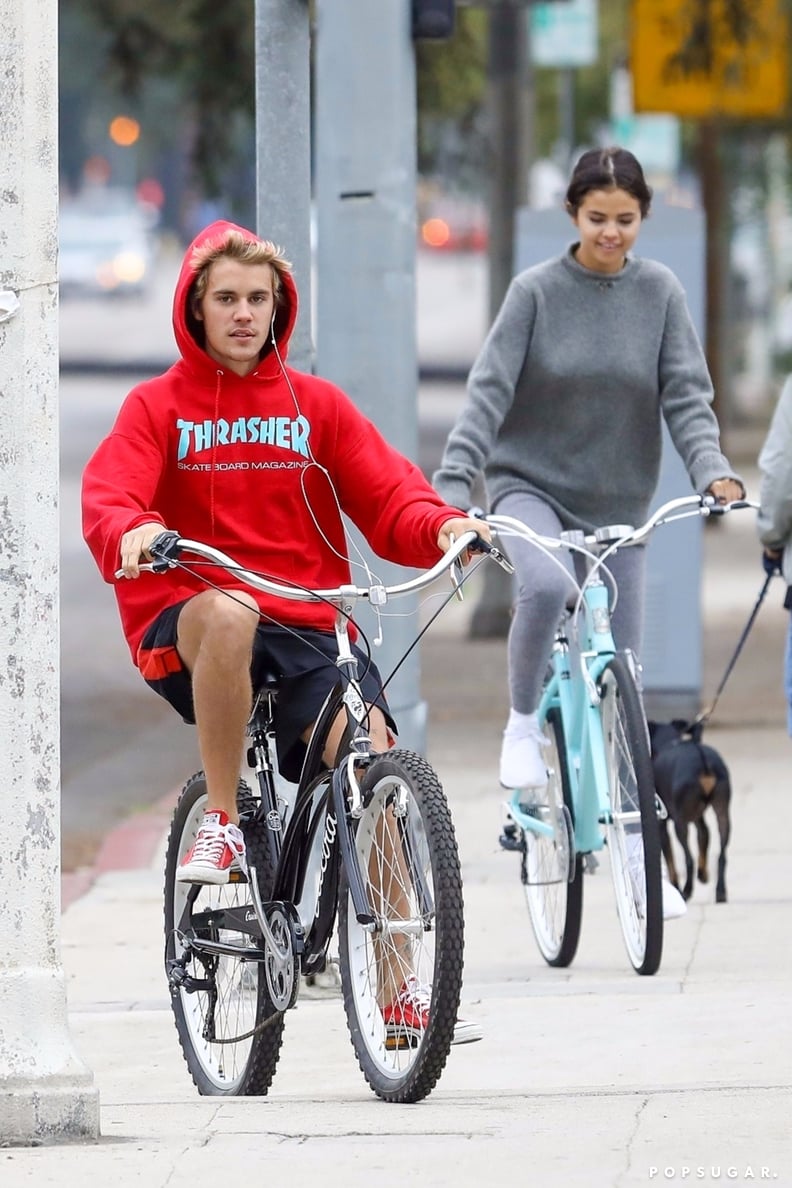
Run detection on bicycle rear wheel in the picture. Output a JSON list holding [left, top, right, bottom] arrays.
[[337, 750, 464, 1103], [163, 773, 286, 1094], [523, 707, 584, 966], [599, 656, 663, 975]]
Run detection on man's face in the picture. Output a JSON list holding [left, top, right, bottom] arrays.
[[193, 257, 277, 376]]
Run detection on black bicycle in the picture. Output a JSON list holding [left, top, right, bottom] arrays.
[[125, 530, 508, 1102]]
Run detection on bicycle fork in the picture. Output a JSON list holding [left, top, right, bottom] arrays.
[[510, 633, 613, 857]]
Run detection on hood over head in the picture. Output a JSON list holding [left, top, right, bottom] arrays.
[[172, 219, 299, 375]]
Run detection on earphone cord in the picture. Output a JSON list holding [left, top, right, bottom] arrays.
[[269, 324, 383, 601]]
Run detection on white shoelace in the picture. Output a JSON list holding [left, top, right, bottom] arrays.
[[401, 974, 431, 1012], [190, 820, 247, 873]]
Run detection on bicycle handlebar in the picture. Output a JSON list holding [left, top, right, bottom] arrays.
[[489, 494, 758, 556], [486, 494, 758, 617], [618, 494, 758, 547], [114, 529, 511, 605]]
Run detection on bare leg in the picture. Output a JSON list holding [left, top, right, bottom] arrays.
[[176, 589, 260, 824], [309, 703, 390, 768], [371, 804, 413, 1006], [302, 706, 407, 1003]]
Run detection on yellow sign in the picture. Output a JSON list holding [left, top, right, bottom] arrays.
[[631, 0, 788, 118]]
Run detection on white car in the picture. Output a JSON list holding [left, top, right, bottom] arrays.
[[59, 197, 157, 298]]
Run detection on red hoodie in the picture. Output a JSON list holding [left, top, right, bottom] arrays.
[[82, 220, 465, 667]]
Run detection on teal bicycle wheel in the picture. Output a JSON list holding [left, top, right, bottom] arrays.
[[599, 656, 663, 975], [523, 707, 584, 967]]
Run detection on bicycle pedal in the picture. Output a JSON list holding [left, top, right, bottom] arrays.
[[385, 1032, 419, 1051], [498, 822, 524, 853]]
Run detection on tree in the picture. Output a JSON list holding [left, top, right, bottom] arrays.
[[61, 0, 255, 208]]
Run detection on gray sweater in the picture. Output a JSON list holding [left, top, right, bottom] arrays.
[[433, 247, 741, 532]]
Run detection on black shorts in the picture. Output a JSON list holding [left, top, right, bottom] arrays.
[[138, 599, 395, 783]]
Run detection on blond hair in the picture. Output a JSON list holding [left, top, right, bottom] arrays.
[[189, 229, 292, 308]]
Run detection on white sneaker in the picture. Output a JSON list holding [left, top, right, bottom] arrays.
[[452, 1016, 483, 1045], [662, 879, 687, 920], [499, 727, 548, 790]]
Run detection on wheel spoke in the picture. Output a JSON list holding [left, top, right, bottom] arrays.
[[601, 658, 663, 976], [164, 776, 285, 1094], [337, 751, 464, 1102], [522, 707, 583, 967]]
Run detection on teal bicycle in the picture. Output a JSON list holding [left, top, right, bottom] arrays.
[[488, 494, 752, 977]]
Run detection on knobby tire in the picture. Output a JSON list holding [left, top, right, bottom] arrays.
[[337, 750, 465, 1103], [163, 773, 286, 1094]]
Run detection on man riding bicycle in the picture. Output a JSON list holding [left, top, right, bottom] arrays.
[[81, 220, 488, 1042]]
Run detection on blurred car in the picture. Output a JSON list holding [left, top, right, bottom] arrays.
[[418, 193, 488, 253], [59, 192, 157, 298]]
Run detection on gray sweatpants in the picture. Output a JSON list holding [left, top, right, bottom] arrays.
[[495, 491, 646, 714]]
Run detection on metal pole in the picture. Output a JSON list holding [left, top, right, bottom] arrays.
[[470, 2, 532, 639], [254, 0, 313, 371], [0, 0, 99, 1142], [313, 0, 427, 751]]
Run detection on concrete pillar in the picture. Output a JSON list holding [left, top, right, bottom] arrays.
[[0, 0, 99, 1143], [254, 0, 313, 371], [314, 0, 427, 751]]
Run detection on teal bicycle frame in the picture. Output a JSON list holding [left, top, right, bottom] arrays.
[[506, 563, 620, 855]]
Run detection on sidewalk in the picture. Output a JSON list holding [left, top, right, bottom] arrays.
[[7, 467, 792, 1186]]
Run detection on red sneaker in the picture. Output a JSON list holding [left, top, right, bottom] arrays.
[[382, 975, 429, 1048], [382, 976, 483, 1048], [176, 809, 247, 885]]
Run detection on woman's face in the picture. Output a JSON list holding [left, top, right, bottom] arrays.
[[570, 187, 643, 274]]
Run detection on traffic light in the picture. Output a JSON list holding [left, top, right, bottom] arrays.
[[412, 0, 455, 40]]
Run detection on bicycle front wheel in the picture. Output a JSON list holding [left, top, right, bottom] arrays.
[[599, 657, 663, 975], [163, 773, 285, 1094], [337, 750, 465, 1103], [523, 707, 584, 967]]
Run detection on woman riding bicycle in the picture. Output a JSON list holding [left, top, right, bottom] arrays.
[[81, 220, 488, 884], [432, 147, 743, 810]]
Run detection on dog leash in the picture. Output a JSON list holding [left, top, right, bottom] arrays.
[[689, 572, 774, 731]]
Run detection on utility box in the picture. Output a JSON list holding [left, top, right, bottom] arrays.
[[514, 202, 707, 719]]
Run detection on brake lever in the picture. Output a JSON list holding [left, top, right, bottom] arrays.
[[470, 535, 515, 575], [149, 529, 182, 569]]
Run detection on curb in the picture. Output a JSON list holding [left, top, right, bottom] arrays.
[[61, 787, 178, 913]]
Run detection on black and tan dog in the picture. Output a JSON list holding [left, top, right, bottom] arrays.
[[647, 719, 732, 904]]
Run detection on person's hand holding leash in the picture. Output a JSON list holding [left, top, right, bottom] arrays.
[[762, 547, 783, 577]]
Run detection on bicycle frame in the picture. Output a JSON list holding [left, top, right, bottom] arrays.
[[243, 595, 380, 969], [543, 580, 623, 850], [508, 566, 620, 855], [156, 525, 510, 1097]]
